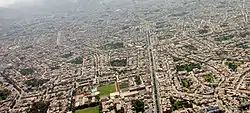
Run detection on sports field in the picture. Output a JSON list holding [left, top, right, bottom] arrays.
[[75, 106, 99, 113], [98, 84, 116, 98]]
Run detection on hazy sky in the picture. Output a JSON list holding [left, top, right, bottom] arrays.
[[0, 0, 15, 7], [0, 0, 37, 7]]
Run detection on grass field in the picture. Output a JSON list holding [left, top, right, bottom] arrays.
[[98, 84, 116, 98], [75, 106, 99, 113]]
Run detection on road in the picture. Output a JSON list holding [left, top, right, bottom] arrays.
[[145, 25, 161, 113], [1, 68, 23, 110], [235, 69, 250, 91]]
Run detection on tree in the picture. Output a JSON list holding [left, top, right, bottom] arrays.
[[20, 68, 34, 75], [28, 101, 50, 113], [70, 57, 83, 64], [110, 59, 127, 67], [228, 62, 237, 72], [182, 79, 191, 88], [116, 106, 125, 113], [95, 95, 100, 102], [72, 90, 77, 96], [132, 100, 144, 113], [135, 76, 141, 85], [25, 79, 49, 87], [0, 88, 11, 100], [59, 102, 62, 111], [204, 75, 215, 83], [172, 100, 192, 111]]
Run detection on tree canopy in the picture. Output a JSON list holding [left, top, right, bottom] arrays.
[[0, 88, 11, 101], [110, 59, 127, 67], [132, 100, 145, 113], [20, 68, 34, 75], [28, 101, 50, 113]]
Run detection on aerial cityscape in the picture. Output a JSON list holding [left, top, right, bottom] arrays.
[[0, 0, 249, 113]]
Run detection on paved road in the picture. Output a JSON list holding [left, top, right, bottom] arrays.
[[145, 25, 161, 113], [1, 68, 23, 110], [235, 69, 250, 91]]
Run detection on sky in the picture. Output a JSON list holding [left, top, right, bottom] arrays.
[[0, 0, 15, 7], [0, 0, 37, 7]]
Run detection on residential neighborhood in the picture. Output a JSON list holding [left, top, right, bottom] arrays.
[[0, 0, 249, 113]]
